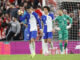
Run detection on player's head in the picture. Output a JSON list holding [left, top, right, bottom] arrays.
[[37, 5, 41, 9], [63, 9, 67, 14], [43, 6, 50, 14], [57, 10, 63, 16], [26, 5, 33, 13]]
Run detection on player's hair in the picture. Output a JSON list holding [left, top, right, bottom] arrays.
[[57, 10, 63, 16], [57, 9, 63, 11], [37, 5, 41, 9], [26, 5, 33, 9], [43, 6, 50, 12], [63, 9, 67, 12]]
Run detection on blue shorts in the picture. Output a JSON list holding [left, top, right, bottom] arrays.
[[43, 32, 53, 39], [28, 31, 37, 40]]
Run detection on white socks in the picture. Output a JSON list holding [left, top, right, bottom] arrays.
[[44, 43, 48, 53], [42, 38, 53, 54], [33, 42, 35, 52], [29, 42, 35, 54], [42, 38, 45, 54], [50, 42, 53, 49]]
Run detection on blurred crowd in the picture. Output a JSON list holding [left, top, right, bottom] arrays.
[[0, 0, 43, 41]]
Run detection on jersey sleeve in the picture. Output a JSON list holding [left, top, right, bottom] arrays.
[[26, 13, 30, 25], [55, 16, 58, 22], [66, 15, 73, 24], [34, 12, 42, 29], [49, 13, 54, 20], [19, 12, 27, 22], [41, 15, 44, 23], [19, 15, 24, 22]]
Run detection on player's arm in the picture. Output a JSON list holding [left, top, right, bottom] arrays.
[[25, 13, 30, 27], [19, 16, 27, 27], [19, 12, 28, 27], [23, 13, 30, 27], [41, 15, 45, 29], [67, 15, 73, 24], [54, 17, 61, 31], [34, 13, 43, 34], [52, 20, 56, 33], [34, 13, 42, 29], [66, 15, 73, 29], [19, 13, 24, 23], [18, 10, 24, 22]]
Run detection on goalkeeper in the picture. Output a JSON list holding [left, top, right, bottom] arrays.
[[55, 10, 73, 54]]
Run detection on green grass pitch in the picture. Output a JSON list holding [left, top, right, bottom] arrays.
[[0, 54, 80, 60]]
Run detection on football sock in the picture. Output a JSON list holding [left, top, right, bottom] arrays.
[[50, 42, 53, 49], [64, 42, 67, 50], [45, 43, 48, 53], [59, 42, 63, 52], [33, 42, 35, 53], [29, 43, 34, 54]]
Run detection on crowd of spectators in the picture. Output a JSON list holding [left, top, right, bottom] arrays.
[[0, 0, 42, 41]]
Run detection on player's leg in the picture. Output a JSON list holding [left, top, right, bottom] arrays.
[[48, 38, 54, 55], [48, 39, 53, 48], [30, 38, 35, 57], [64, 40, 68, 50], [42, 37, 45, 54], [44, 39, 49, 54], [29, 39, 34, 56], [64, 30, 68, 54], [29, 32, 33, 55], [64, 40, 68, 54], [48, 32, 53, 49], [58, 30, 63, 54], [47, 32, 55, 55], [29, 39, 35, 57], [59, 40, 63, 54], [31, 31, 37, 57], [43, 32, 49, 55]]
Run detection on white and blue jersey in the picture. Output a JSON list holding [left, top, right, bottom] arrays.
[[26, 11, 42, 40], [19, 11, 28, 40], [41, 13, 54, 39], [19, 11, 27, 24]]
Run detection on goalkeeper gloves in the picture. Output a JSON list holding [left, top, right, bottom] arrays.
[[66, 24, 72, 29], [55, 27, 61, 31]]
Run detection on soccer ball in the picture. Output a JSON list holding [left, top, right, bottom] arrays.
[[18, 10, 24, 15]]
